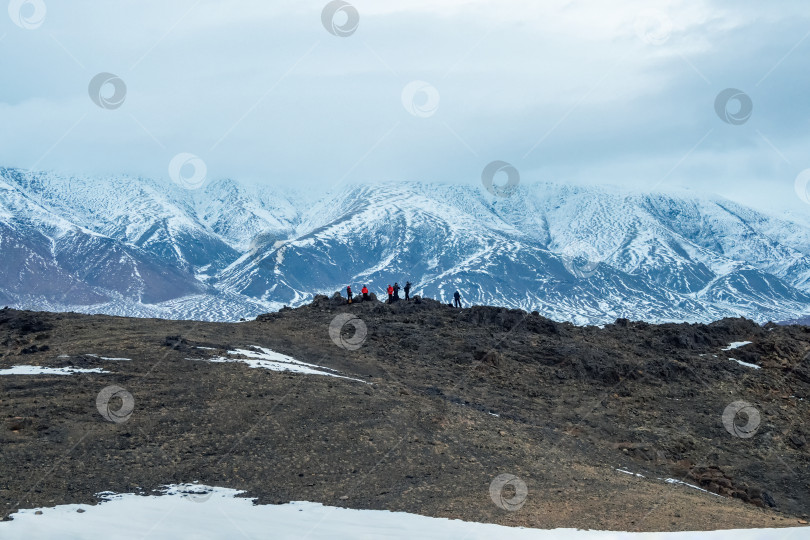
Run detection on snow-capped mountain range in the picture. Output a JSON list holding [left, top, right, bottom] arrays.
[[3, 166, 810, 325]]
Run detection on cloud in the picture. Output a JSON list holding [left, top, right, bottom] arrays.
[[0, 0, 809, 214]]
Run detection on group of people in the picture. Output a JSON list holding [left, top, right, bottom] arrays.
[[345, 284, 369, 303], [384, 281, 412, 303], [346, 281, 413, 303], [344, 282, 462, 307]]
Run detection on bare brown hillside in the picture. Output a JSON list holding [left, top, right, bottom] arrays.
[[1, 298, 809, 531]]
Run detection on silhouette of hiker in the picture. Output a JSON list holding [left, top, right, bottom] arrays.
[[387, 284, 394, 303], [404, 281, 411, 300], [453, 290, 461, 308], [393, 282, 401, 301], [362, 285, 369, 301], [346, 285, 353, 304]]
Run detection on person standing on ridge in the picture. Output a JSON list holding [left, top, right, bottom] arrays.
[[387, 284, 394, 304], [453, 290, 461, 308], [362, 285, 369, 301], [393, 282, 401, 301], [346, 285, 353, 304], [404, 281, 411, 300]]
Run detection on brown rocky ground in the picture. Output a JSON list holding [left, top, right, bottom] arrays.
[[1, 296, 809, 532]]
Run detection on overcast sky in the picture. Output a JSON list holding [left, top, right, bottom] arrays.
[[1, 0, 809, 215]]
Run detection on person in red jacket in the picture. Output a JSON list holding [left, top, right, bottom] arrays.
[[361, 285, 369, 301], [346, 285, 353, 304], [387, 284, 394, 303]]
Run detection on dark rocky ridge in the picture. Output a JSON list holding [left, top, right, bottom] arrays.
[[1, 299, 808, 531]]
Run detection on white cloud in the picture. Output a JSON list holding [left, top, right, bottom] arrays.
[[0, 0, 809, 213]]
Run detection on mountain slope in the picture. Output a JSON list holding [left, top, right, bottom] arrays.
[[0, 172, 205, 306], [3, 167, 810, 324], [2, 303, 809, 529], [222, 182, 810, 324]]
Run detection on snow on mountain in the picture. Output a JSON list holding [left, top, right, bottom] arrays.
[[2, 169, 239, 274], [2, 167, 810, 324], [195, 178, 301, 252], [0, 170, 205, 307]]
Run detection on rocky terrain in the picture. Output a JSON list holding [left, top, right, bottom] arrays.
[[1, 297, 809, 532]]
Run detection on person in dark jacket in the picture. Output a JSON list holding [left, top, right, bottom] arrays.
[[387, 284, 394, 303], [453, 290, 461, 308], [404, 281, 411, 300], [393, 282, 400, 301], [346, 285, 353, 304], [362, 285, 369, 301]]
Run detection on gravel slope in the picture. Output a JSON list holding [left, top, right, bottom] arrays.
[[1, 298, 808, 532]]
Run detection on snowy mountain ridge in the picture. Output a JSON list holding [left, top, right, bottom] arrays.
[[2, 167, 810, 324]]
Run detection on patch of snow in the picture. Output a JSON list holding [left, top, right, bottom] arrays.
[[729, 358, 761, 370], [0, 366, 109, 376], [195, 346, 217, 350], [86, 354, 132, 361], [663, 478, 719, 496], [616, 469, 646, 478], [722, 341, 752, 351], [1, 484, 805, 539], [203, 346, 367, 383]]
